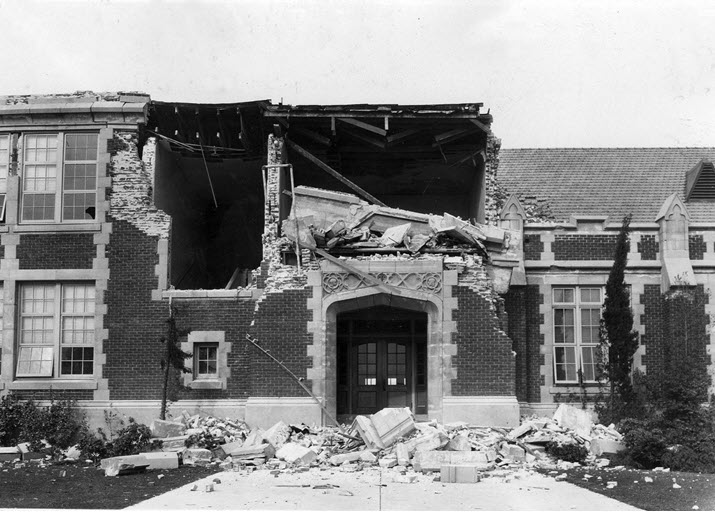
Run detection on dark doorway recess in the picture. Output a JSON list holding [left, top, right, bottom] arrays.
[[336, 306, 427, 416]]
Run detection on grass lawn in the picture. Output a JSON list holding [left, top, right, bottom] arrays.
[[0, 459, 222, 509], [542, 466, 715, 511]]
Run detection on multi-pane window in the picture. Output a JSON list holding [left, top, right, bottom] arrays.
[[194, 343, 218, 379], [553, 287, 602, 384], [21, 133, 97, 222], [17, 283, 95, 378], [0, 135, 9, 221]]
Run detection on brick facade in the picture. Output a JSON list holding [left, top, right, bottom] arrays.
[[504, 285, 543, 403], [17, 233, 94, 269], [249, 288, 313, 397], [552, 234, 621, 260], [638, 235, 659, 260], [523, 234, 543, 260], [451, 286, 515, 396], [689, 234, 706, 260]]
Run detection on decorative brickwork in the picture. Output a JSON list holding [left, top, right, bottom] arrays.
[[553, 234, 621, 260], [638, 235, 659, 260], [451, 285, 515, 396], [250, 288, 313, 397], [18, 233, 94, 269], [689, 234, 706, 260], [523, 234, 543, 260]]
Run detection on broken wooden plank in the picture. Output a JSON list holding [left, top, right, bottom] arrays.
[[469, 118, 492, 134], [286, 139, 386, 206], [336, 117, 387, 137], [225, 267, 241, 289]]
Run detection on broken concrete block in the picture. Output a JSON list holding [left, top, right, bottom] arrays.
[[379, 458, 397, 468], [262, 421, 291, 449], [395, 443, 410, 466], [138, 452, 179, 470], [0, 447, 20, 462], [590, 438, 625, 456], [329, 451, 364, 466], [507, 422, 534, 440], [380, 223, 411, 247], [216, 440, 244, 458], [447, 435, 472, 452], [243, 428, 264, 448], [441, 464, 482, 483], [502, 444, 526, 462], [183, 448, 213, 465], [393, 473, 419, 484], [413, 451, 492, 473], [359, 451, 377, 463], [352, 415, 384, 449], [405, 431, 448, 454], [229, 443, 275, 460], [150, 419, 187, 439], [369, 407, 416, 448], [17, 442, 46, 461], [553, 404, 592, 438], [159, 435, 190, 452], [275, 443, 317, 466], [101, 455, 150, 476]]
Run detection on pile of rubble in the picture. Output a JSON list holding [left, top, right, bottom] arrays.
[[98, 403, 625, 481]]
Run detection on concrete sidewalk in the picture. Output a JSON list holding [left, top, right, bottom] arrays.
[[126, 467, 640, 510]]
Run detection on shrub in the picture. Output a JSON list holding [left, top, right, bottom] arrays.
[[619, 419, 667, 469], [108, 418, 162, 456], [545, 441, 588, 463]]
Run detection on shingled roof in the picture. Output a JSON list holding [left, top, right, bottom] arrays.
[[498, 148, 715, 223]]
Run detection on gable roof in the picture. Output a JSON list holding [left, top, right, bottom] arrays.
[[497, 148, 715, 223]]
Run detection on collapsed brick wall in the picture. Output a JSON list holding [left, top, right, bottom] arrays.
[[249, 288, 313, 397], [504, 285, 543, 403], [484, 135, 503, 225], [552, 234, 622, 260], [17, 233, 94, 269]]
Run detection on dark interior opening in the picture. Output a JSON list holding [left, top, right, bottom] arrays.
[[336, 305, 427, 418], [147, 101, 267, 289]]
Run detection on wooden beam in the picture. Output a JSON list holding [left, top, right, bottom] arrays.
[[291, 127, 332, 146], [336, 117, 387, 137], [469, 118, 492, 134], [286, 139, 386, 206], [386, 129, 421, 145], [432, 128, 480, 147], [340, 127, 386, 149]]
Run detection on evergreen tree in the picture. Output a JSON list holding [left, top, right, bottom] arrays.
[[159, 305, 192, 420], [601, 214, 640, 402]]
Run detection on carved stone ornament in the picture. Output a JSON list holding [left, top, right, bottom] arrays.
[[322, 271, 442, 295]]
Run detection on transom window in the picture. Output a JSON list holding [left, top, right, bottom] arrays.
[[194, 343, 218, 379], [17, 283, 95, 378], [21, 133, 97, 223], [553, 287, 602, 384]]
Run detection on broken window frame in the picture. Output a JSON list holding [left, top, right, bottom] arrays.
[[20, 132, 98, 224], [552, 286, 602, 385], [16, 282, 95, 379]]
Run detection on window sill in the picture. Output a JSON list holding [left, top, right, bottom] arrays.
[[8, 379, 97, 390], [187, 379, 224, 390], [549, 385, 604, 394], [14, 223, 101, 233]]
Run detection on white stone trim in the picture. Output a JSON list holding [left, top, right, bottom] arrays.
[[181, 331, 230, 390]]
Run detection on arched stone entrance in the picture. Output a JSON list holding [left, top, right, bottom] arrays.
[[336, 305, 428, 418]]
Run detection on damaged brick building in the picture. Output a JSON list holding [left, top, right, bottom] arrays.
[[0, 92, 712, 429]]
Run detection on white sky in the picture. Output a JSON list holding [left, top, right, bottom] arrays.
[[0, 0, 713, 148]]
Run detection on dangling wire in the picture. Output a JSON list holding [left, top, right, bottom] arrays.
[[199, 141, 219, 209]]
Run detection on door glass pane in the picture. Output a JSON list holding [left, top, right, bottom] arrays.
[[357, 342, 376, 386]]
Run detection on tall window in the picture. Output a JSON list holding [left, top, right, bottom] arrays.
[[22, 133, 97, 222], [17, 283, 95, 378], [0, 135, 9, 221], [553, 287, 602, 384]]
